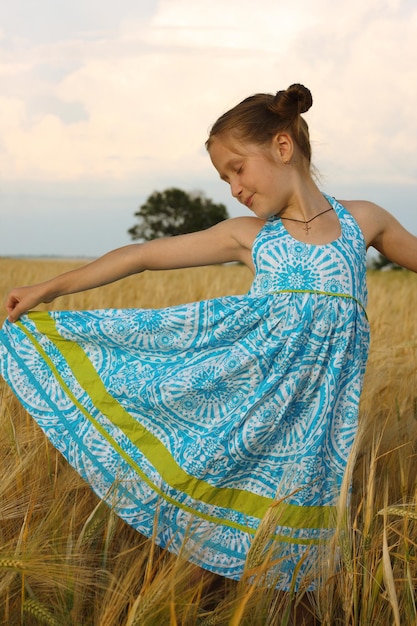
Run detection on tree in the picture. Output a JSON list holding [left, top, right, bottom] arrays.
[[128, 188, 229, 241]]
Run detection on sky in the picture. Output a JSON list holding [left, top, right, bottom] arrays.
[[0, 0, 416, 258]]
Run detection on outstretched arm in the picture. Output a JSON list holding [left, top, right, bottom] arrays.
[[5, 216, 263, 322], [367, 206, 417, 272], [373, 213, 417, 272]]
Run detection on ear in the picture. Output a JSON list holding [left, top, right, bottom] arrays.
[[272, 132, 294, 164]]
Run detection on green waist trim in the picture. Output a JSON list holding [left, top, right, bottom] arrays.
[[269, 288, 367, 317]]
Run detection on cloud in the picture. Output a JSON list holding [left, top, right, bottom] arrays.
[[0, 0, 157, 44], [0, 0, 416, 190], [134, 0, 317, 51]]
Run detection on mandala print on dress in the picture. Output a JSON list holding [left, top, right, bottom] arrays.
[[0, 194, 370, 591]]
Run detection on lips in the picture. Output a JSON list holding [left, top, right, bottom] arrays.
[[243, 194, 254, 208]]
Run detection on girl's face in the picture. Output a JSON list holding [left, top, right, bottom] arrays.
[[208, 135, 293, 219]]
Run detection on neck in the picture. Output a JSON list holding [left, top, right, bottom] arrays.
[[278, 178, 329, 221]]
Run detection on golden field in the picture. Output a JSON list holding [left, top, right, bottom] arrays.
[[0, 257, 416, 625]]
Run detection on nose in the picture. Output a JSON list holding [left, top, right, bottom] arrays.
[[230, 178, 242, 200]]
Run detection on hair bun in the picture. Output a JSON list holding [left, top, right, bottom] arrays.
[[287, 84, 313, 113], [272, 84, 313, 117]]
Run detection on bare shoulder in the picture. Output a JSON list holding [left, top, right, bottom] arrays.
[[221, 215, 266, 248], [337, 199, 392, 246], [211, 216, 265, 271], [339, 199, 385, 221]]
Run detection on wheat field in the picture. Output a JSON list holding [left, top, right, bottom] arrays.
[[0, 257, 416, 625]]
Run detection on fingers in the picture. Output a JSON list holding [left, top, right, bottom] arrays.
[[6, 300, 25, 323], [7, 307, 24, 323], [4, 284, 52, 323], [4, 288, 37, 323]]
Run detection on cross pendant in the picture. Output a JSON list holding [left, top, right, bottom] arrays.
[[304, 222, 311, 234]]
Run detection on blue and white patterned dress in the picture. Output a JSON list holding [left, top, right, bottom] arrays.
[[0, 195, 369, 590]]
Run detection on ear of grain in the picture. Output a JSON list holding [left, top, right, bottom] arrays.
[[1, 260, 417, 624]]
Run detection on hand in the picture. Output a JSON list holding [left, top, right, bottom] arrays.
[[5, 285, 50, 323]]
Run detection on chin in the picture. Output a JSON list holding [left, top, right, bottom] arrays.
[[254, 207, 276, 219]]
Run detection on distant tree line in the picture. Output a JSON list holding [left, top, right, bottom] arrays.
[[128, 188, 229, 241], [369, 253, 402, 271]]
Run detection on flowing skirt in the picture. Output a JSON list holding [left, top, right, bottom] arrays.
[[0, 290, 369, 590]]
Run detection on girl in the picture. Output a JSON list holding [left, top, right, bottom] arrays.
[[1, 84, 417, 595]]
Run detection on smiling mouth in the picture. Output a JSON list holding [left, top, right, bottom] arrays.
[[244, 194, 254, 208]]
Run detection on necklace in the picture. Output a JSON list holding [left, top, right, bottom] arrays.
[[280, 207, 334, 234]]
